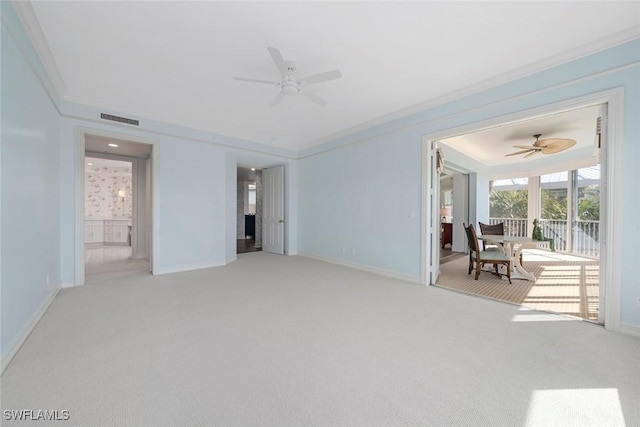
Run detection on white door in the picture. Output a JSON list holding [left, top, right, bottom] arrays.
[[427, 143, 441, 284], [263, 166, 285, 254], [597, 105, 607, 325]]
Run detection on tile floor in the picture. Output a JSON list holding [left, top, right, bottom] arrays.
[[85, 245, 149, 282]]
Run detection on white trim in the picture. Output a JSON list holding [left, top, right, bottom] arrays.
[[10, 0, 640, 157], [1, 288, 59, 375], [60, 282, 76, 289], [298, 61, 639, 161], [420, 139, 428, 285], [10, 1, 67, 98], [421, 87, 623, 333], [299, 30, 640, 152], [74, 128, 85, 286], [153, 261, 226, 276], [75, 127, 159, 285], [298, 252, 421, 285], [620, 323, 640, 338], [602, 90, 623, 332]]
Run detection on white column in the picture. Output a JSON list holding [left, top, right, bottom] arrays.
[[567, 170, 576, 253], [527, 176, 540, 238]]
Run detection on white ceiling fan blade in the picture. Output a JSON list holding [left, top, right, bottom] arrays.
[[524, 150, 539, 158], [300, 91, 328, 106], [512, 144, 534, 150], [233, 77, 277, 85], [267, 47, 287, 75], [505, 149, 533, 157], [270, 91, 285, 106], [301, 69, 342, 85]]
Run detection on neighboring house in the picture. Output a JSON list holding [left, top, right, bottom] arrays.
[[2, 1, 639, 371]]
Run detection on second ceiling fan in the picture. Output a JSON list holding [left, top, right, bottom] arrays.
[[505, 134, 576, 158], [233, 47, 342, 106]]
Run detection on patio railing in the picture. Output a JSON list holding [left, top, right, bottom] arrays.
[[488, 217, 599, 258], [488, 217, 528, 238]]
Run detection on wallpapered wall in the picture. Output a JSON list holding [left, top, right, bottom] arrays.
[[85, 166, 132, 218], [236, 180, 247, 238]]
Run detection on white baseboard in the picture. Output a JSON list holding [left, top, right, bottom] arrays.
[[1, 288, 60, 376], [620, 323, 640, 338], [60, 282, 76, 289], [154, 260, 226, 275], [298, 252, 421, 284]]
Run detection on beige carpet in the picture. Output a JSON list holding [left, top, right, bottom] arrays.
[[438, 250, 599, 321], [2, 253, 637, 427]]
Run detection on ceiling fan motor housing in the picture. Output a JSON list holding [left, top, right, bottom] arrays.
[[284, 60, 296, 74], [280, 80, 300, 95]]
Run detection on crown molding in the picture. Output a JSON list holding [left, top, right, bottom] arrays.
[[299, 26, 640, 152], [11, 0, 67, 98]]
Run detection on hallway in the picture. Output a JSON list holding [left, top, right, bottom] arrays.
[[85, 245, 149, 282]]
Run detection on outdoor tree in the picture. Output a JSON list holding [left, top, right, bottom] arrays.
[[541, 189, 567, 220], [578, 185, 600, 220], [489, 190, 527, 218]]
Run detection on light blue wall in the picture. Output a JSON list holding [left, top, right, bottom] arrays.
[[298, 39, 640, 328], [439, 144, 491, 236], [1, 8, 61, 360], [2, 0, 639, 359], [225, 153, 237, 263], [156, 138, 227, 272], [299, 128, 424, 278], [1, 2, 298, 363], [57, 113, 297, 279]]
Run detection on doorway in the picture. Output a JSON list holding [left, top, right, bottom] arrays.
[[439, 169, 466, 266], [78, 131, 155, 284], [84, 156, 135, 277], [422, 90, 622, 330], [234, 162, 286, 257], [237, 165, 263, 255]]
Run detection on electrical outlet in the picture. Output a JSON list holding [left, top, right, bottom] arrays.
[[351, 248, 356, 255], [636, 297, 640, 308], [46, 274, 50, 285]]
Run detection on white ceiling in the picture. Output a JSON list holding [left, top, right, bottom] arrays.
[[85, 134, 152, 158], [85, 157, 131, 168], [21, 1, 640, 151], [440, 104, 601, 167]]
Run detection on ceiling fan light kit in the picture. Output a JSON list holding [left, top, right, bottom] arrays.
[[233, 47, 342, 106], [505, 133, 576, 158]]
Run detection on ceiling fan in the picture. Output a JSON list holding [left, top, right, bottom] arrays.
[[233, 47, 342, 106], [505, 134, 576, 158]]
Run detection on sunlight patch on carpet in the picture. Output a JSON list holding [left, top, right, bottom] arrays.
[[525, 388, 625, 427]]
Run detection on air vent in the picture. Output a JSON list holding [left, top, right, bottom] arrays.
[[99, 113, 139, 126]]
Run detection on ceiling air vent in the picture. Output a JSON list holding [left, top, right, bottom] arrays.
[[99, 113, 139, 126]]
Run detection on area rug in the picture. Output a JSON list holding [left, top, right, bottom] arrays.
[[437, 252, 600, 321]]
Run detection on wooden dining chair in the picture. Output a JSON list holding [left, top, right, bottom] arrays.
[[479, 221, 522, 265], [478, 222, 505, 251], [464, 223, 511, 284]]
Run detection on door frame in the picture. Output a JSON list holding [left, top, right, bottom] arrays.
[[421, 87, 623, 332], [75, 127, 159, 286], [422, 141, 441, 284]]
